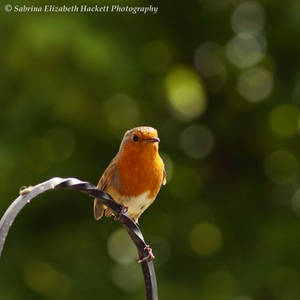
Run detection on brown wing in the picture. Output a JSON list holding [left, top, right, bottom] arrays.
[[97, 155, 119, 190], [94, 155, 119, 220]]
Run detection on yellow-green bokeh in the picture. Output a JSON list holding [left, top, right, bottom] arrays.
[[165, 66, 207, 120], [269, 104, 299, 138], [189, 223, 223, 256]]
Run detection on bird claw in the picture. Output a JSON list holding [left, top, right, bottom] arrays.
[[114, 205, 128, 221], [121, 205, 128, 214], [138, 245, 155, 263]]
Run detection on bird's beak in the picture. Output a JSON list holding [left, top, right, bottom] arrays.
[[146, 137, 160, 143]]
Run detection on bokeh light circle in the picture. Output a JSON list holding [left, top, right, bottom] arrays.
[[194, 42, 225, 77], [165, 66, 207, 120], [238, 67, 273, 102], [231, 1, 265, 35], [111, 263, 143, 292], [189, 222, 222, 256], [264, 151, 299, 185], [107, 228, 137, 265], [180, 124, 215, 159], [269, 104, 299, 138], [226, 33, 266, 68], [23, 260, 70, 298]]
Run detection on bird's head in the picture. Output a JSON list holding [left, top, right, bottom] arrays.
[[120, 126, 160, 153]]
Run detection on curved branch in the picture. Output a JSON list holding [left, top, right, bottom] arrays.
[[0, 177, 158, 300]]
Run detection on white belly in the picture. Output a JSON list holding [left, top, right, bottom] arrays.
[[109, 189, 155, 222]]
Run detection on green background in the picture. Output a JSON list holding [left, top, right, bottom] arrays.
[[1, 0, 300, 299]]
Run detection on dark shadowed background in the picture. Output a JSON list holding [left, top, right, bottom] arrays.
[[1, 0, 300, 299]]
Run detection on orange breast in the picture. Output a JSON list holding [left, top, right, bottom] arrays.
[[117, 144, 164, 198]]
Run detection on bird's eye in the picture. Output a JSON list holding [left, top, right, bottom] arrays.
[[133, 134, 139, 142]]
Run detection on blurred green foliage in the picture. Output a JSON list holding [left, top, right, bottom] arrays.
[[1, 0, 300, 299]]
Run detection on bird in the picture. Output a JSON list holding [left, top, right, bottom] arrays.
[[94, 126, 166, 224]]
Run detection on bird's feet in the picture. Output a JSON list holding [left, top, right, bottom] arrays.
[[114, 205, 128, 220], [138, 245, 155, 263]]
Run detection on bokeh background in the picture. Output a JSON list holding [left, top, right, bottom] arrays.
[[1, 0, 300, 299]]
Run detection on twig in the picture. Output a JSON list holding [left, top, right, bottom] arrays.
[[0, 177, 158, 300]]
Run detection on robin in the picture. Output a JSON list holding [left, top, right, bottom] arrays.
[[94, 126, 166, 224]]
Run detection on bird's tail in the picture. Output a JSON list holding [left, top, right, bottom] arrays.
[[93, 198, 104, 220]]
